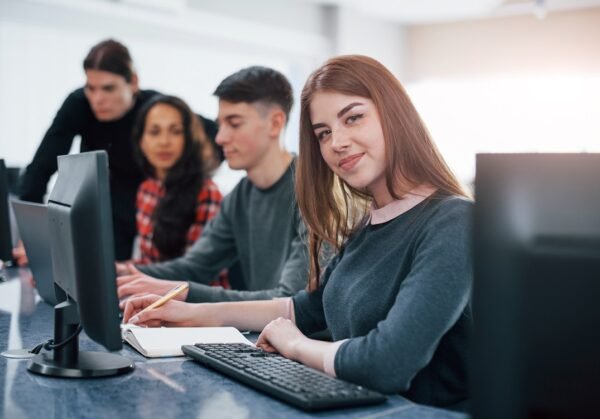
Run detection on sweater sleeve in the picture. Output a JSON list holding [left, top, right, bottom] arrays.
[[20, 91, 84, 202], [292, 251, 342, 335], [334, 203, 473, 394], [184, 211, 309, 302], [137, 192, 237, 284]]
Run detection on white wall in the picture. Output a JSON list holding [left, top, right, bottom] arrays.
[[404, 7, 600, 186], [333, 6, 407, 80], [0, 0, 410, 195], [0, 0, 331, 177]]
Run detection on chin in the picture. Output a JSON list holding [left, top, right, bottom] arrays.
[[94, 113, 118, 122], [226, 160, 245, 171]]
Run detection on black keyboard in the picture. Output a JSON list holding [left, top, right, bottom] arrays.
[[182, 343, 387, 411]]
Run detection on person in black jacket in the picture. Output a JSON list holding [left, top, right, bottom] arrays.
[[17, 39, 219, 261]]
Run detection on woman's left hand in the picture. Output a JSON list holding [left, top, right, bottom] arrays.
[[255, 317, 308, 360]]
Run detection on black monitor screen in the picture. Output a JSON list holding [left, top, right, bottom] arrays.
[[472, 153, 600, 419], [47, 151, 121, 350]]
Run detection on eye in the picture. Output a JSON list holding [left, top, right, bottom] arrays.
[[345, 114, 363, 124], [315, 129, 331, 142]]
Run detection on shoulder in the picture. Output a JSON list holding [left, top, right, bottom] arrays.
[[137, 89, 161, 103], [415, 195, 473, 245], [60, 88, 91, 113], [426, 195, 473, 223], [197, 179, 223, 202], [138, 178, 161, 195]]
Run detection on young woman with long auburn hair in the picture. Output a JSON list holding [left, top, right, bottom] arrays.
[[123, 56, 473, 411]]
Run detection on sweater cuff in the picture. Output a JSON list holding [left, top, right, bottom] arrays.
[[278, 297, 296, 324], [323, 339, 347, 377], [185, 282, 219, 303]]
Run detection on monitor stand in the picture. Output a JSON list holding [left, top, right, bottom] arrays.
[[28, 300, 134, 378]]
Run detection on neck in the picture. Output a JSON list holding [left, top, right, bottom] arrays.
[[246, 145, 293, 189], [370, 183, 396, 209], [155, 168, 167, 181], [370, 177, 420, 208]]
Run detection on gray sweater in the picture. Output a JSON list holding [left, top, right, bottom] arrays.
[[138, 161, 309, 302], [293, 194, 473, 409]]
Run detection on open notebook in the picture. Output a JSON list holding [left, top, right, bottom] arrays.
[[121, 325, 253, 358]]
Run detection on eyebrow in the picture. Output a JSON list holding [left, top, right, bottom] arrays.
[[85, 83, 116, 89], [311, 102, 364, 130], [219, 114, 243, 123]]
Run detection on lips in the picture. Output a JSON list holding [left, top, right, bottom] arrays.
[[156, 152, 174, 161], [338, 153, 364, 170]]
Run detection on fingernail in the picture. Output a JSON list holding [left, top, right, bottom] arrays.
[[130, 316, 139, 324]]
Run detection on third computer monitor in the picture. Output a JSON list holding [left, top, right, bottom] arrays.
[[472, 153, 600, 419]]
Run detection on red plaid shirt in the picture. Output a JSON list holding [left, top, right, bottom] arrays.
[[135, 178, 229, 288]]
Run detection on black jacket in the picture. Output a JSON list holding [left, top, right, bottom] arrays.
[[20, 88, 219, 260]]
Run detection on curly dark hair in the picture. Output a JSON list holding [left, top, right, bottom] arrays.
[[131, 95, 208, 260]]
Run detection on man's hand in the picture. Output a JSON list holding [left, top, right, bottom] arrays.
[[115, 262, 133, 276], [117, 264, 188, 307]]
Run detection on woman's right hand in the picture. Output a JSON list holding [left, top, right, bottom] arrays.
[[123, 294, 210, 328], [12, 240, 28, 266]]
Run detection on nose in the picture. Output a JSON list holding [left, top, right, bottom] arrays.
[[215, 127, 228, 145], [88, 90, 106, 107], [157, 133, 169, 146], [330, 128, 350, 152]]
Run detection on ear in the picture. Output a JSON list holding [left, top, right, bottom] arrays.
[[129, 73, 139, 94], [268, 108, 286, 138]]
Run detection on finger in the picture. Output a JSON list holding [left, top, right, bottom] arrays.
[[122, 294, 160, 323], [116, 274, 141, 286], [16, 255, 29, 266], [130, 307, 164, 325], [117, 282, 141, 299], [257, 342, 277, 353], [255, 329, 270, 348], [128, 263, 142, 275]]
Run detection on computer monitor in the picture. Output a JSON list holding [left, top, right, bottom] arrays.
[[472, 153, 600, 419], [28, 151, 134, 377], [0, 159, 13, 265]]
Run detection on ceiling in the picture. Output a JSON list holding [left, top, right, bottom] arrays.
[[301, 0, 600, 24]]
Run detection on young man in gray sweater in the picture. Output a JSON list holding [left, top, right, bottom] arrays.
[[117, 66, 308, 303]]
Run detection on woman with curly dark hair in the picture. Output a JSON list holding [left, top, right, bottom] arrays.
[[131, 94, 227, 287]]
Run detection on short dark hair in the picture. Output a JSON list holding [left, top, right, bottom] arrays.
[[213, 66, 293, 119], [83, 39, 135, 82]]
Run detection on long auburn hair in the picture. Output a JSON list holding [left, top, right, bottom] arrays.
[[296, 55, 468, 290], [132, 95, 209, 260]]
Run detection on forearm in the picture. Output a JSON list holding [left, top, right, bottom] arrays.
[[203, 298, 290, 332], [292, 338, 341, 374]]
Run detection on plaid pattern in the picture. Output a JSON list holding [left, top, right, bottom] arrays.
[[135, 178, 229, 288]]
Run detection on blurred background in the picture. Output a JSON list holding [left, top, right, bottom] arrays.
[[1, 0, 600, 193]]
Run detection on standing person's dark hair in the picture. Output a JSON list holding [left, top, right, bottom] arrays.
[[83, 39, 136, 83], [131, 95, 208, 260]]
